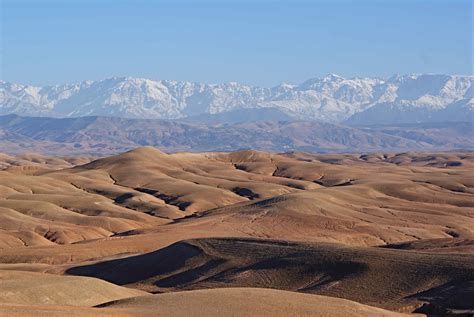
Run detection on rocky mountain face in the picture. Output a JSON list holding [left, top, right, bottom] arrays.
[[0, 114, 471, 155], [1, 74, 472, 124]]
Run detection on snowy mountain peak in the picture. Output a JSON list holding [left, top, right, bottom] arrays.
[[322, 73, 344, 81], [0, 74, 472, 124]]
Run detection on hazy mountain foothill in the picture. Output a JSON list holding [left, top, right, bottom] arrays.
[[0, 74, 472, 155]]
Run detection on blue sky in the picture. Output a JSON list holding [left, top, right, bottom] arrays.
[[1, 0, 472, 86]]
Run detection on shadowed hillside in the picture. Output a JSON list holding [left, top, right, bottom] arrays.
[[67, 237, 474, 314]]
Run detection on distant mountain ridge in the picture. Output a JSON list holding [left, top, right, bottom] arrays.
[[0, 114, 472, 155], [1, 74, 472, 124]]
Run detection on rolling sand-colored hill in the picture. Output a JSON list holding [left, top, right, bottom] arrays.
[[0, 288, 415, 317], [67, 237, 474, 314], [0, 147, 473, 316], [97, 288, 415, 317], [0, 270, 145, 307], [2, 147, 471, 251]]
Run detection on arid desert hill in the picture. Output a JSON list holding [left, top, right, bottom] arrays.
[[0, 147, 473, 316], [0, 287, 415, 317], [68, 237, 474, 312]]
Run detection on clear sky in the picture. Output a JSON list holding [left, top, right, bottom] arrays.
[[1, 0, 472, 86]]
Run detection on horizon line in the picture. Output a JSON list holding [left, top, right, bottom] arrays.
[[2, 72, 473, 88]]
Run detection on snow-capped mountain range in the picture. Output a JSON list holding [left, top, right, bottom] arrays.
[[1, 74, 472, 124]]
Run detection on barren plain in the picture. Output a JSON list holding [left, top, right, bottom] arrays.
[[0, 147, 473, 316]]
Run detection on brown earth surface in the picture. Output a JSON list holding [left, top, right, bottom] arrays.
[[0, 288, 417, 317], [0, 147, 473, 316]]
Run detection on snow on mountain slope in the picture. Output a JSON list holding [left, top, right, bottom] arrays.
[[346, 75, 473, 125], [0, 74, 472, 123]]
